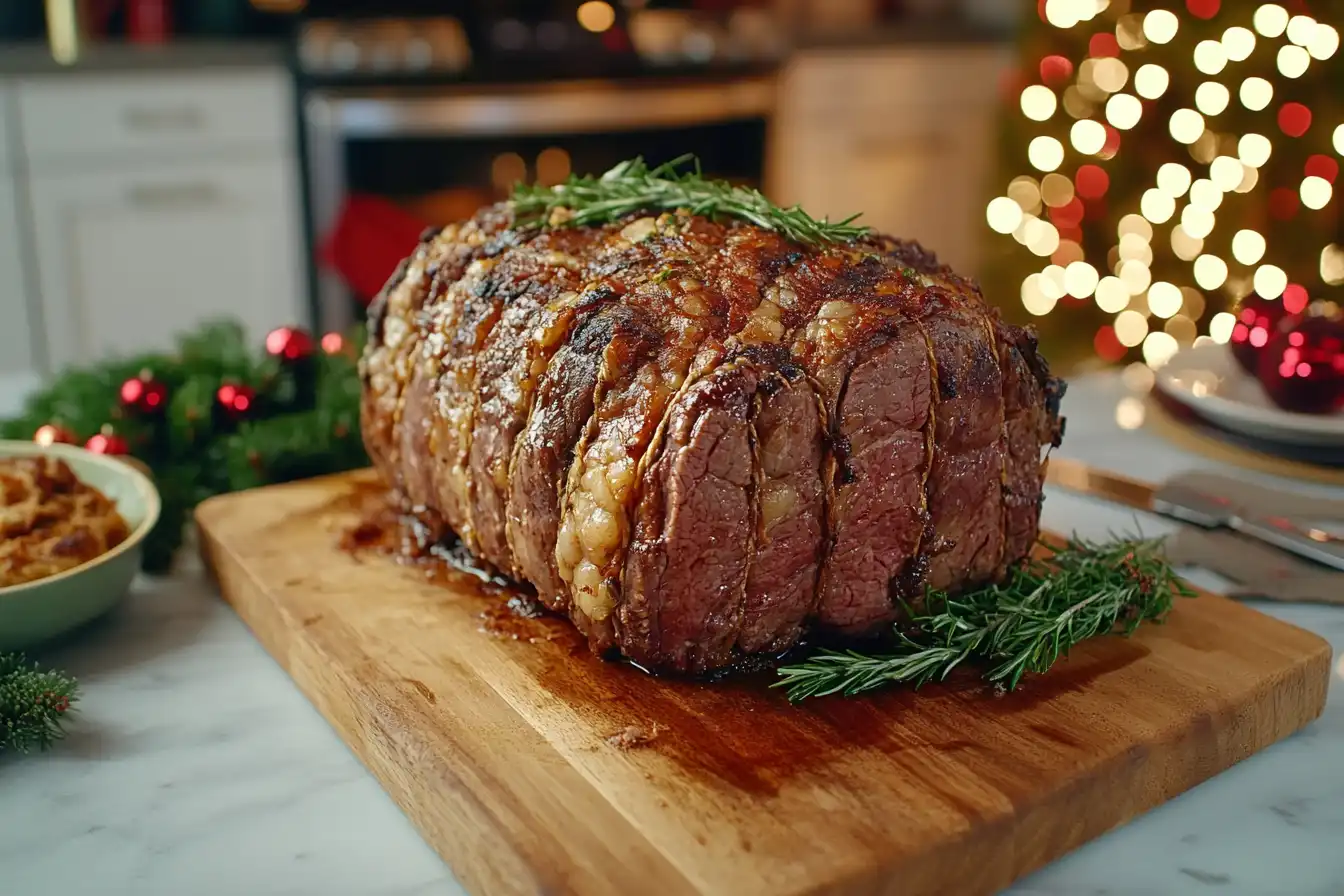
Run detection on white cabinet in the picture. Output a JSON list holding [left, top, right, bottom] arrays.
[[28, 159, 305, 367], [768, 45, 1012, 277], [0, 179, 35, 376], [5, 68, 307, 372]]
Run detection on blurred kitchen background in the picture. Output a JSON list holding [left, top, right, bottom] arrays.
[[0, 0, 1021, 397]]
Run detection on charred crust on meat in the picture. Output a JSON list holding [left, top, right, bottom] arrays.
[[418, 225, 441, 244], [937, 367, 958, 400]]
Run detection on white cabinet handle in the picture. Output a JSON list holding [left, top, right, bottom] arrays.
[[125, 181, 222, 207], [121, 105, 205, 131]]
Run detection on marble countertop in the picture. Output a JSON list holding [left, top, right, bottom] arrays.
[[1, 371, 1341, 896]]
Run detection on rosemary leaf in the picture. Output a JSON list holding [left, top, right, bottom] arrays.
[[510, 155, 870, 246], [775, 535, 1195, 702]]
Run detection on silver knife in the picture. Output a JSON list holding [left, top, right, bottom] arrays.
[[1045, 457, 1344, 572]]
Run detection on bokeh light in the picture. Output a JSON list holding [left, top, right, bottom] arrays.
[[1194, 254, 1229, 290]]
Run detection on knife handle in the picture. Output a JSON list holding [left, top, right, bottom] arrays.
[[1230, 514, 1344, 572]]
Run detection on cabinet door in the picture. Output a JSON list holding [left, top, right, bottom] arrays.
[[28, 159, 306, 369], [0, 178, 35, 377]]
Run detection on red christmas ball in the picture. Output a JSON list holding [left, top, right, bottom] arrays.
[[215, 383, 257, 422], [1256, 313, 1344, 415], [33, 424, 77, 446], [265, 326, 315, 363], [85, 431, 130, 456], [1229, 293, 1300, 375], [119, 374, 168, 416]]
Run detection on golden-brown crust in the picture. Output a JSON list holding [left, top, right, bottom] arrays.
[[0, 456, 130, 588]]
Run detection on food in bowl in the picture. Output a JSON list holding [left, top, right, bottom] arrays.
[[0, 455, 131, 588]]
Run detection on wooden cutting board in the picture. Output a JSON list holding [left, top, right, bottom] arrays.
[[196, 470, 1332, 896]]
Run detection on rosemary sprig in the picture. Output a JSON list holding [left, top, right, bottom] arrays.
[[775, 535, 1195, 702], [510, 155, 871, 246]]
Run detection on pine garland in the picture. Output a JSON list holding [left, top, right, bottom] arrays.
[[0, 320, 368, 572], [0, 653, 78, 753]]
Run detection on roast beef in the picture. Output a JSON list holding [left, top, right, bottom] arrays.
[[360, 204, 1065, 674]]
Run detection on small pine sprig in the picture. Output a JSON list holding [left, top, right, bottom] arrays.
[[775, 535, 1194, 702], [0, 653, 79, 754], [510, 155, 871, 246]]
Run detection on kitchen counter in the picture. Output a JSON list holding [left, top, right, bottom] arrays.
[[1, 370, 1341, 896]]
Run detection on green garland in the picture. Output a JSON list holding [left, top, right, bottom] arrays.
[[0, 653, 78, 753], [0, 320, 368, 572]]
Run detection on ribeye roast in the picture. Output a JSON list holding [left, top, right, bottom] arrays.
[[360, 193, 1065, 674]]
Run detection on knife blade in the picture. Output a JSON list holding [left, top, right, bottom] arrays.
[[1044, 457, 1344, 572]]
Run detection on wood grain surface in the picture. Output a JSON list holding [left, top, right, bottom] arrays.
[[196, 470, 1333, 896]]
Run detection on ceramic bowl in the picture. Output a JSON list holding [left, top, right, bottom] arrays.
[[0, 440, 161, 651]]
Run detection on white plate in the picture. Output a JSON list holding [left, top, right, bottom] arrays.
[[1153, 341, 1344, 447]]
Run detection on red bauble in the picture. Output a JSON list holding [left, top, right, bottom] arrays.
[[119, 374, 168, 416], [1256, 314, 1344, 415], [33, 424, 76, 446], [265, 326, 315, 363], [85, 432, 130, 455], [1229, 294, 1300, 375], [215, 383, 257, 423]]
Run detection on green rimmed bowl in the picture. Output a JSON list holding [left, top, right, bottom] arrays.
[[0, 440, 161, 651]]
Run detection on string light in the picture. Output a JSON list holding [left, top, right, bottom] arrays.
[[1071, 119, 1108, 154], [1119, 232, 1153, 263], [1238, 133, 1272, 167], [1209, 311, 1237, 343], [1239, 77, 1273, 111], [1222, 27, 1256, 62], [1143, 9, 1179, 44], [1147, 281, 1182, 318], [1308, 25, 1339, 60], [1190, 131, 1220, 164], [1043, 264, 1069, 295], [1253, 264, 1288, 298], [1194, 40, 1227, 75], [1195, 82, 1230, 116], [1143, 331, 1180, 367], [1119, 258, 1152, 294], [1115, 310, 1149, 346], [1140, 188, 1176, 222], [1210, 155, 1244, 191], [1095, 276, 1130, 312], [1334, 125, 1344, 156], [1180, 287, 1206, 319], [1008, 176, 1043, 212], [986, 197, 1024, 233], [1301, 175, 1332, 209], [1182, 206, 1216, 238], [1253, 4, 1289, 39], [1232, 229, 1267, 264], [1041, 172, 1076, 206], [1322, 244, 1344, 285], [1117, 213, 1153, 240], [576, 1, 616, 32], [1165, 314, 1199, 345], [1021, 85, 1058, 121], [1169, 108, 1205, 143], [1092, 58, 1129, 93], [1027, 218, 1061, 256], [1156, 162, 1192, 196], [1105, 93, 1143, 129], [1189, 178, 1223, 211], [1235, 165, 1259, 193], [1193, 254, 1229, 289], [1277, 45, 1310, 78], [1065, 261, 1101, 297], [1170, 226, 1204, 261], [1029, 136, 1065, 171], [1117, 13, 1147, 51], [1021, 274, 1056, 316], [1134, 64, 1170, 99], [1286, 15, 1316, 47]]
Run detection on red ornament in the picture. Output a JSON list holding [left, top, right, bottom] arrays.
[[320, 332, 346, 355], [1256, 314, 1344, 415], [1040, 55, 1073, 86], [1089, 33, 1119, 58], [33, 424, 76, 446], [1186, 0, 1220, 19], [119, 374, 168, 416], [215, 384, 257, 422], [265, 326, 316, 363], [1076, 164, 1109, 199], [1094, 325, 1126, 362], [85, 432, 129, 456], [1278, 102, 1312, 138], [1230, 293, 1300, 375]]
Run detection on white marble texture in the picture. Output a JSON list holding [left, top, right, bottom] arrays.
[[1, 371, 1341, 896]]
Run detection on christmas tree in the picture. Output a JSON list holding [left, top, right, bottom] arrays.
[[980, 0, 1342, 374], [0, 321, 368, 571]]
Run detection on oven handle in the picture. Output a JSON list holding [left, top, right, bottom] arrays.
[[311, 75, 777, 139]]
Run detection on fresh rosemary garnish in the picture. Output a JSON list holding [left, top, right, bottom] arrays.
[[775, 535, 1195, 702], [510, 154, 871, 246]]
